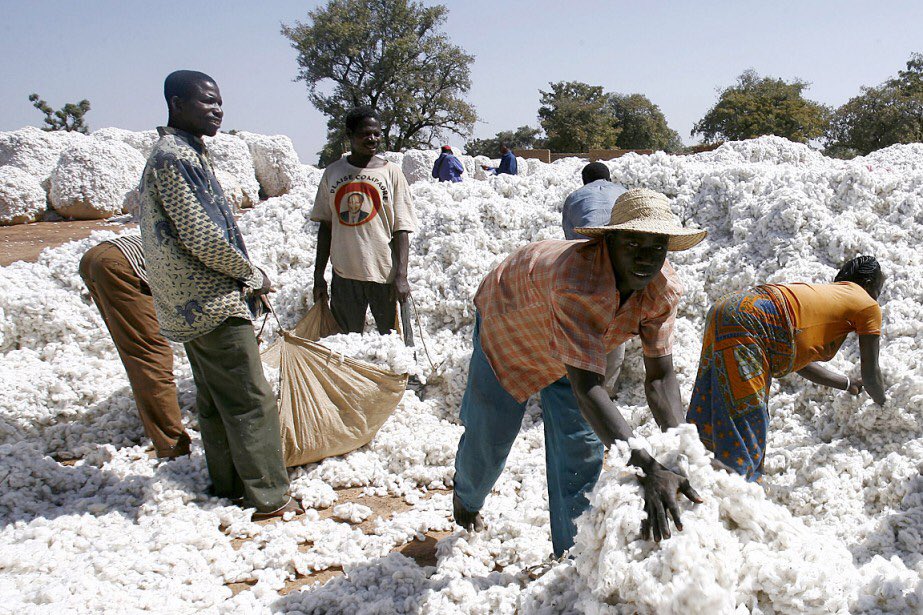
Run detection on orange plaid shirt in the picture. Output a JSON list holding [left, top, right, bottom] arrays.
[[474, 239, 682, 402]]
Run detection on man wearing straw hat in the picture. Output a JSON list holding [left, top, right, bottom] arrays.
[[452, 188, 707, 556]]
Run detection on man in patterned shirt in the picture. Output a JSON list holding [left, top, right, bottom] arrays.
[[452, 188, 707, 556], [140, 70, 298, 520], [80, 235, 190, 459]]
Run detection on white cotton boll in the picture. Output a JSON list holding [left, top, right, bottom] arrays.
[[49, 139, 146, 219], [333, 502, 373, 524], [0, 166, 46, 226]]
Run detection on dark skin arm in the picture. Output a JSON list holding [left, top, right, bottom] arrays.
[[312, 221, 332, 302], [391, 230, 411, 303], [795, 335, 885, 405], [566, 355, 702, 543], [859, 334, 886, 405]]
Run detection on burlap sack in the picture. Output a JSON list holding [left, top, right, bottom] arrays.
[[292, 299, 341, 340], [261, 326, 407, 467]]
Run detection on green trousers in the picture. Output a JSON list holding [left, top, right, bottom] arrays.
[[184, 317, 289, 512]]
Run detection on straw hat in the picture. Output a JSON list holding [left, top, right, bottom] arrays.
[[575, 188, 707, 251]]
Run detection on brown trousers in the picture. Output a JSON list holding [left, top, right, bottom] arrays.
[[79, 242, 188, 455]]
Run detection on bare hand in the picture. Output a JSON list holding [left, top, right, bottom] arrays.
[[313, 277, 328, 302], [254, 269, 273, 296], [393, 275, 411, 304], [847, 377, 864, 396], [630, 450, 702, 542]]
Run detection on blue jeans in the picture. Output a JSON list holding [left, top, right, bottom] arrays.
[[454, 313, 605, 556]]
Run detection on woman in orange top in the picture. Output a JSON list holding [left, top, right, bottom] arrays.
[[686, 256, 886, 480]]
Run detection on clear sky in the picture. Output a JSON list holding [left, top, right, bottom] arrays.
[[1, 1, 921, 164]]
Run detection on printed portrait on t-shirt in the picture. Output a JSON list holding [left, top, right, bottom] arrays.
[[335, 182, 381, 227]]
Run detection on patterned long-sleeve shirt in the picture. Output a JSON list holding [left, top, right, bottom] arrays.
[[139, 126, 264, 342]]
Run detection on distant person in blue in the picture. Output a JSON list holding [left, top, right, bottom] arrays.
[[481, 143, 518, 176], [432, 145, 464, 182], [562, 161, 628, 397]]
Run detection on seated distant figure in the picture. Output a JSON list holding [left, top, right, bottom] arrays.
[[686, 256, 887, 481], [481, 143, 518, 176], [432, 145, 464, 182], [562, 162, 628, 396]]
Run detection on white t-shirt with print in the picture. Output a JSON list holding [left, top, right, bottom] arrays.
[[311, 157, 418, 284]]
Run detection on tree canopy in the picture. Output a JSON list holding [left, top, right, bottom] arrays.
[[825, 53, 923, 157], [29, 93, 90, 133], [282, 0, 477, 166], [691, 70, 829, 143], [608, 93, 682, 152], [538, 81, 621, 153], [464, 125, 543, 157]]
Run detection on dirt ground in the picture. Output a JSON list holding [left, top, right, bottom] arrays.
[[5, 218, 449, 596], [0, 219, 135, 266]]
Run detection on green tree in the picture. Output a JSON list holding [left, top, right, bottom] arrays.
[[825, 53, 923, 157], [538, 81, 621, 152], [691, 70, 830, 143], [281, 0, 477, 166], [465, 125, 544, 157], [28, 93, 91, 133], [608, 93, 682, 152]]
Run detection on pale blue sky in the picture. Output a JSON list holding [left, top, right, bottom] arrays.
[[1, 1, 920, 163]]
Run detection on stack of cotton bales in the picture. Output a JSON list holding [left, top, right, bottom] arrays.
[[0, 127, 317, 224]]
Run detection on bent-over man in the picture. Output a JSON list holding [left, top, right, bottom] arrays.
[[453, 188, 707, 555], [80, 235, 190, 458]]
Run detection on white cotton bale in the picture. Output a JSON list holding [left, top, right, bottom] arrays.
[[214, 169, 249, 211], [204, 133, 260, 206], [401, 149, 439, 184], [49, 139, 145, 220], [458, 154, 475, 178], [0, 166, 47, 226], [378, 151, 404, 167], [236, 132, 305, 198], [0, 126, 85, 190], [90, 127, 158, 159]]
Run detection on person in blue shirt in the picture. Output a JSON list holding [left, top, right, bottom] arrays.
[[432, 145, 464, 182], [562, 162, 628, 397], [482, 143, 518, 176], [562, 162, 627, 240]]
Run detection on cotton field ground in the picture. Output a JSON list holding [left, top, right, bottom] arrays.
[[0, 133, 921, 614]]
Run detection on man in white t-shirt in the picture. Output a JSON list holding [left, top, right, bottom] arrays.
[[311, 107, 419, 335]]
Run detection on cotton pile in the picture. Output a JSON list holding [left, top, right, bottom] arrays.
[[0, 127, 314, 223], [0, 134, 921, 613]]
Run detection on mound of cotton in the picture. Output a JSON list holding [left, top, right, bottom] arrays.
[[205, 133, 260, 208], [49, 139, 146, 219], [572, 425, 859, 614], [0, 166, 46, 225], [1, 136, 922, 613], [0, 126, 84, 189], [237, 132, 306, 197]]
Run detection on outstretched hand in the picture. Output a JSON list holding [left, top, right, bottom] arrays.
[[630, 450, 702, 542]]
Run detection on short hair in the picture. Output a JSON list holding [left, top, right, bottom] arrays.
[[345, 106, 379, 135], [834, 255, 881, 289], [164, 70, 216, 104], [499, 142, 510, 150], [581, 162, 611, 185]]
